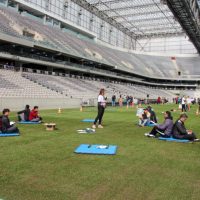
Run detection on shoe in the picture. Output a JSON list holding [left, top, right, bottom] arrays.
[[194, 139, 200, 142], [144, 133, 150, 136], [98, 125, 104, 128], [148, 134, 155, 138], [92, 125, 96, 129]]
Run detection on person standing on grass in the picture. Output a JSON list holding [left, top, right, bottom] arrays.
[[119, 95, 123, 107], [173, 114, 199, 141], [181, 96, 187, 112], [92, 89, 106, 129], [111, 94, 116, 107]]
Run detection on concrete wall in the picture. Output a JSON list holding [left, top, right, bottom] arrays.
[[0, 97, 81, 111]]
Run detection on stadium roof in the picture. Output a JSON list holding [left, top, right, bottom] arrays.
[[72, 0, 184, 39]]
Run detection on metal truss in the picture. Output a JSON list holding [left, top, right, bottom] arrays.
[[167, 0, 200, 53], [72, 0, 199, 47], [71, 0, 138, 38]]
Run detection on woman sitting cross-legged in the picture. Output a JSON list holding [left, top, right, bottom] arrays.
[[172, 113, 199, 142], [145, 111, 173, 138]]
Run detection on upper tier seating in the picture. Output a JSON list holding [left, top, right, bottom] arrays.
[[0, 6, 199, 79]]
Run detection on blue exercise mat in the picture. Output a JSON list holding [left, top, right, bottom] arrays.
[[18, 121, 41, 124], [158, 137, 189, 143], [81, 119, 95, 123], [74, 144, 118, 155], [146, 122, 157, 127], [146, 124, 156, 127], [0, 133, 20, 137]]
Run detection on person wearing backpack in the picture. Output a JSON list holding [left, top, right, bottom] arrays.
[[1, 108, 19, 134]]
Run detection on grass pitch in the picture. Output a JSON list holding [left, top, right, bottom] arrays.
[[0, 104, 200, 200]]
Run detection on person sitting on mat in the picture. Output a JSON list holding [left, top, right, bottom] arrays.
[[147, 106, 157, 123], [138, 108, 150, 127], [172, 114, 199, 142], [1, 108, 19, 134], [145, 111, 173, 138], [92, 88, 106, 129], [17, 105, 30, 121], [29, 106, 42, 122], [136, 103, 144, 117]]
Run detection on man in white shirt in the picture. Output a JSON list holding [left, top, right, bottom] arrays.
[[181, 96, 186, 112]]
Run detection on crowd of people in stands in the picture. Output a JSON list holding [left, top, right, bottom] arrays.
[[0, 105, 42, 134]]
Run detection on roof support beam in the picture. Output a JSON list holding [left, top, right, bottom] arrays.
[[166, 0, 200, 53], [110, 9, 170, 19], [91, 0, 136, 6], [120, 16, 175, 25], [137, 31, 185, 39], [100, 3, 160, 12], [71, 0, 136, 38]]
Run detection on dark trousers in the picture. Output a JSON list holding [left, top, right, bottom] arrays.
[[174, 133, 197, 141], [94, 105, 105, 125], [149, 127, 170, 138], [182, 104, 186, 112], [3, 126, 19, 133]]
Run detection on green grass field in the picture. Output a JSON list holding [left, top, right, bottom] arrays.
[[1, 104, 200, 200]]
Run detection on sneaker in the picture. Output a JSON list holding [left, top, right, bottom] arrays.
[[144, 133, 150, 137], [98, 125, 104, 128], [148, 134, 155, 138], [194, 139, 200, 142], [92, 125, 96, 129]]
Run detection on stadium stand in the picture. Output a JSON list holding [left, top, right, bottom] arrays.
[[0, 6, 199, 80], [0, 67, 174, 100], [0, 69, 65, 98], [0, 2, 199, 111], [24, 71, 177, 99]]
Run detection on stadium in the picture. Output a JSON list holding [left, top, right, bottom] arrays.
[[0, 0, 200, 199]]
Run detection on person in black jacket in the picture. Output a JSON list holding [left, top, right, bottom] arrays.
[[173, 114, 199, 141], [147, 106, 157, 123], [17, 105, 30, 121], [1, 108, 19, 133]]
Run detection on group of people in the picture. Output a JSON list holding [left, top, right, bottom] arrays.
[[136, 104, 157, 127], [93, 88, 199, 142], [17, 105, 42, 123], [145, 112, 199, 142], [179, 96, 194, 112], [112, 94, 138, 107], [0, 105, 42, 134], [173, 96, 195, 112], [1, 88, 199, 143], [156, 96, 168, 104]]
